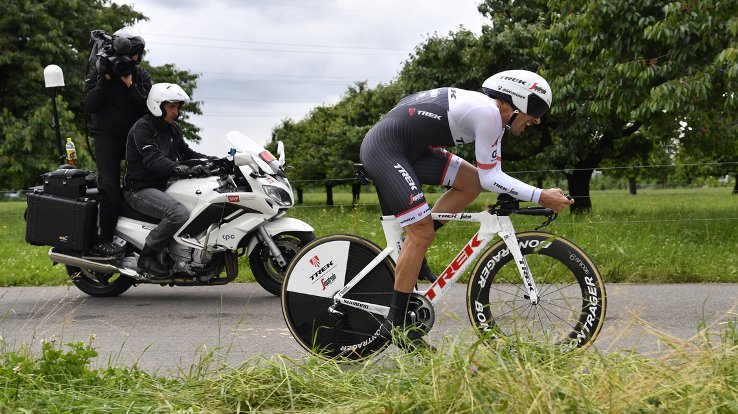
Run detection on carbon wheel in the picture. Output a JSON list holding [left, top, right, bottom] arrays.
[[281, 234, 395, 361], [467, 232, 606, 350]]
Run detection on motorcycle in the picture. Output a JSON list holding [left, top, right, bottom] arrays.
[[25, 131, 315, 297]]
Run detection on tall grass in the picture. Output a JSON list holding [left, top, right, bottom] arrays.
[[1, 187, 736, 286], [1, 320, 736, 412]]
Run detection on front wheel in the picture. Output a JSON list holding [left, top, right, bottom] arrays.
[[249, 231, 316, 296], [67, 266, 134, 297], [467, 232, 606, 350]]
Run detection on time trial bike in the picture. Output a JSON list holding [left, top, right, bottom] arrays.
[[281, 193, 606, 361]]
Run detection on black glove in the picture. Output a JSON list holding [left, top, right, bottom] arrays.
[[172, 164, 191, 178], [190, 164, 209, 178]]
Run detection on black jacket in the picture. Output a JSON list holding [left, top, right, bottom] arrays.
[[124, 114, 207, 191], [84, 67, 152, 137]]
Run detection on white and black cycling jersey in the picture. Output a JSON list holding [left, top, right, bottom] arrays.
[[395, 87, 540, 203], [360, 87, 540, 227]]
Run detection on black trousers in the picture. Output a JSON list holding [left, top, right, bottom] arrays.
[[93, 134, 126, 242]]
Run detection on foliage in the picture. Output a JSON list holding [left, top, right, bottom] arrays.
[[272, 0, 738, 212], [0, 323, 736, 412], [0, 0, 201, 189]]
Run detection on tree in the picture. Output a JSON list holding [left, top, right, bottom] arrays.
[[539, 0, 738, 211], [0, 0, 201, 189]]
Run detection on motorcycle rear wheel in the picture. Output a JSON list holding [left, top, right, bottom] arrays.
[[249, 231, 316, 296], [66, 265, 134, 297]]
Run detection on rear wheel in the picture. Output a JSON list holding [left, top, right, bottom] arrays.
[[467, 232, 606, 350], [67, 266, 134, 297], [249, 231, 316, 296], [281, 234, 395, 361]]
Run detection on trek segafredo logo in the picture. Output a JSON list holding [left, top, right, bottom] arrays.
[[408, 107, 443, 121]]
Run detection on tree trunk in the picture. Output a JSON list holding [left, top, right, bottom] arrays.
[[628, 177, 637, 195], [733, 174, 738, 194], [536, 175, 544, 188], [565, 168, 593, 214], [296, 187, 303, 204], [326, 184, 333, 206], [352, 182, 361, 206]]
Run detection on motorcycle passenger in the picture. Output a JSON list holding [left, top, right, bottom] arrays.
[[84, 27, 152, 258], [359, 70, 574, 350], [123, 83, 213, 277]]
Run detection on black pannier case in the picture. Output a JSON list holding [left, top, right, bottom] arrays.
[[25, 192, 97, 252], [42, 168, 89, 199]]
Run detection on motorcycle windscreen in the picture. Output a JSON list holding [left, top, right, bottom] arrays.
[[226, 130, 265, 156], [285, 240, 350, 298]]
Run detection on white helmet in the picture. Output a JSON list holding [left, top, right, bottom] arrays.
[[147, 83, 190, 117], [482, 70, 552, 118]]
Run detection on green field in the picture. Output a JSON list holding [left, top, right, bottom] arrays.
[[1, 187, 736, 286]]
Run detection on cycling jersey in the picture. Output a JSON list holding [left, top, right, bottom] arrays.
[[360, 87, 541, 227]]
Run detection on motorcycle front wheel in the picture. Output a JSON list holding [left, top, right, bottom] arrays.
[[249, 231, 316, 296], [66, 265, 134, 297]]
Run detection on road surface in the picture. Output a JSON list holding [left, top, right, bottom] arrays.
[[1, 283, 735, 373]]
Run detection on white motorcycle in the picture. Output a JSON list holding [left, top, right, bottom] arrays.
[[25, 131, 315, 297]]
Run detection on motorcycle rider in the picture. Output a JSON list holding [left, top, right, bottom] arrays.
[[84, 27, 152, 258], [359, 70, 574, 350], [123, 83, 213, 277]]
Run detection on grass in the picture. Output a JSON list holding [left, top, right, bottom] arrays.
[[1, 186, 736, 286], [1, 320, 736, 413], [288, 186, 738, 283]]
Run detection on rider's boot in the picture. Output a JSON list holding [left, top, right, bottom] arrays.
[[90, 240, 125, 259], [379, 290, 434, 352], [138, 244, 169, 278]]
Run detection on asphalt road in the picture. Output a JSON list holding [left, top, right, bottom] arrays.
[[1, 283, 735, 374]]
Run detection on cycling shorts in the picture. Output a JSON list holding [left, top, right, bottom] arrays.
[[359, 106, 462, 227]]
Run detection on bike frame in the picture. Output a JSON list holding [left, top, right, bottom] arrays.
[[333, 210, 539, 317]]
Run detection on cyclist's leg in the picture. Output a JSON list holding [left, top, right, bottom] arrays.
[[360, 124, 437, 350], [431, 151, 482, 217]]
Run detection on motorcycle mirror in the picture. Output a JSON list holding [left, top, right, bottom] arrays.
[[277, 141, 285, 166]]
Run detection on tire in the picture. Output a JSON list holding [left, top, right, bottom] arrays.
[[281, 234, 395, 361], [467, 232, 606, 350], [249, 231, 317, 296], [67, 265, 134, 297]]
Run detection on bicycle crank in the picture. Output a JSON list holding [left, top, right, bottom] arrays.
[[406, 293, 435, 334]]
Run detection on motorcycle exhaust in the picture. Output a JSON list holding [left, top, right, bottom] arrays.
[[49, 248, 126, 275]]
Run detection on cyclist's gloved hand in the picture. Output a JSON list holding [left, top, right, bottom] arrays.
[[172, 164, 191, 178], [190, 164, 209, 177]]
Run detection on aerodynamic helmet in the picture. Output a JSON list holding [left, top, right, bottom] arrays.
[[147, 83, 191, 117], [482, 70, 552, 118]]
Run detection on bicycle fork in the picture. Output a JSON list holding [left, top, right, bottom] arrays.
[[498, 220, 540, 304]]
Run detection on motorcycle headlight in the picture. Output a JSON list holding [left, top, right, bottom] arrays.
[[263, 185, 292, 206]]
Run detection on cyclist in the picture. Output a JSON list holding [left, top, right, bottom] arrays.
[[359, 70, 573, 350]]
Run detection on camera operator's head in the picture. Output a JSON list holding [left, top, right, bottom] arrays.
[[147, 83, 191, 124], [113, 27, 146, 64]]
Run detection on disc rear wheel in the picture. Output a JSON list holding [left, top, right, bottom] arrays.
[[281, 234, 395, 361]]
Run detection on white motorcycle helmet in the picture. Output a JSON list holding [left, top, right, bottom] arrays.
[[147, 83, 191, 117], [482, 70, 552, 118]]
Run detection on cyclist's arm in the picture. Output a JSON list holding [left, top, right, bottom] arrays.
[[467, 106, 541, 203]]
